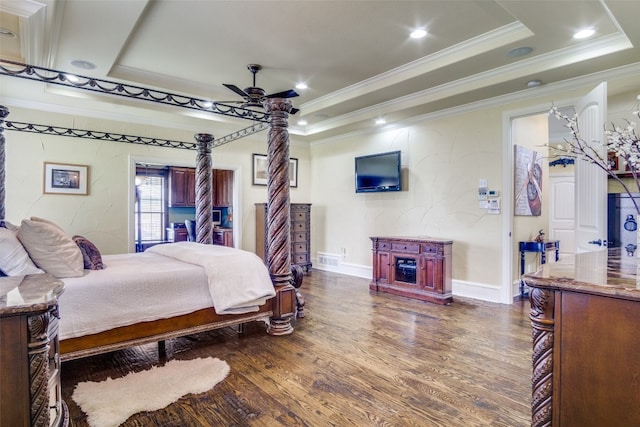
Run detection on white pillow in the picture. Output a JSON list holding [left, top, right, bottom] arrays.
[[0, 227, 44, 276], [17, 219, 84, 278]]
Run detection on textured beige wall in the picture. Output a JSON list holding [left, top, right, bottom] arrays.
[[310, 108, 504, 286], [3, 106, 310, 254], [511, 114, 549, 278]]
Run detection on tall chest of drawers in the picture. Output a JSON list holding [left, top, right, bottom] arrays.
[[0, 274, 68, 427], [255, 203, 312, 272]]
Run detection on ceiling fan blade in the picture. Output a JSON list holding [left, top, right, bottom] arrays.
[[266, 89, 299, 99], [290, 107, 300, 115], [223, 83, 249, 98]]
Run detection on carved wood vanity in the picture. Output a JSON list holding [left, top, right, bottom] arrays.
[[0, 274, 68, 427], [524, 249, 640, 427]]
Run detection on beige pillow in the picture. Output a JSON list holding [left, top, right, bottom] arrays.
[[0, 227, 44, 276], [30, 216, 65, 231], [17, 219, 84, 278]]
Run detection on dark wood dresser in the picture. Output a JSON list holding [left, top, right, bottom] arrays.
[[0, 274, 68, 427], [255, 203, 312, 272], [369, 236, 453, 305], [524, 248, 640, 427]]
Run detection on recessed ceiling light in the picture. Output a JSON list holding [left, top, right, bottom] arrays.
[[202, 101, 213, 108], [64, 74, 80, 83], [375, 118, 386, 125], [507, 46, 533, 58], [410, 28, 427, 39], [295, 82, 307, 90], [573, 27, 595, 39], [297, 119, 307, 126], [0, 28, 16, 38], [527, 79, 542, 88], [70, 60, 96, 70]]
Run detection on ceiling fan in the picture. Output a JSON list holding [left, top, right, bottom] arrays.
[[222, 64, 299, 114]]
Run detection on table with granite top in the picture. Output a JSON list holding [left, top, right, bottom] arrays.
[[0, 274, 68, 427], [523, 248, 640, 427]]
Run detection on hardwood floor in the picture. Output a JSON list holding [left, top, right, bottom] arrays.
[[61, 270, 532, 426]]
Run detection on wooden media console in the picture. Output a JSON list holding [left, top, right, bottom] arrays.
[[369, 236, 453, 305]]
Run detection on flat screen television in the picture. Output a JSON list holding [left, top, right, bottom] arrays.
[[355, 150, 401, 193]]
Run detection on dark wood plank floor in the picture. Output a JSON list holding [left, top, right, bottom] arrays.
[[61, 270, 532, 427]]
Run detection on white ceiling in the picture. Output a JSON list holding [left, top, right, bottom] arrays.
[[1, 0, 639, 142]]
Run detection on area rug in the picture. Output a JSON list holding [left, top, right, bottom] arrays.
[[72, 357, 230, 427]]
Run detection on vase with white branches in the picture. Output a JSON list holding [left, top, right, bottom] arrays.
[[549, 96, 640, 276]]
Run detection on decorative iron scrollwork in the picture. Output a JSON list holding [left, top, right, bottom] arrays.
[[0, 60, 270, 123], [4, 120, 268, 150]]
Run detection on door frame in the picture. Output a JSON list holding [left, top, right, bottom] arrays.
[[127, 155, 243, 252], [501, 100, 577, 302]]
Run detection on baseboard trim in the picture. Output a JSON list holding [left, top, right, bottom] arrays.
[[312, 259, 512, 304]]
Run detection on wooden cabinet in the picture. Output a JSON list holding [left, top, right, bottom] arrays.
[[213, 169, 233, 207], [213, 228, 233, 247], [525, 250, 640, 427], [256, 203, 312, 272], [369, 236, 452, 305], [0, 274, 68, 427], [169, 167, 196, 207], [170, 167, 232, 208], [167, 227, 188, 242]]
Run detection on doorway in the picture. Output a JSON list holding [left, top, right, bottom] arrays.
[[503, 83, 608, 301], [128, 156, 242, 252]]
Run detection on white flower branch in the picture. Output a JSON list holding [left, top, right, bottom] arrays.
[[549, 101, 640, 214]]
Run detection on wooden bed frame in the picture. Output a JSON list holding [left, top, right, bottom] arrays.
[[0, 98, 301, 361]]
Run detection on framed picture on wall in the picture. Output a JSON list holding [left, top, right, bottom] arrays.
[[43, 162, 89, 195], [514, 145, 542, 216], [252, 154, 298, 187]]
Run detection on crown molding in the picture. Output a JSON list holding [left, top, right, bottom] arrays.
[[304, 32, 634, 136], [301, 21, 533, 115], [309, 61, 640, 147]]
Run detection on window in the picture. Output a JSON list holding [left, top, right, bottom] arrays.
[[135, 168, 166, 248]]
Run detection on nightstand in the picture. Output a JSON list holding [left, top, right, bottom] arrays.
[[0, 274, 68, 427]]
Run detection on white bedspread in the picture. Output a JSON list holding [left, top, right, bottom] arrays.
[[60, 251, 211, 340], [147, 242, 275, 314], [58, 243, 275, 340]]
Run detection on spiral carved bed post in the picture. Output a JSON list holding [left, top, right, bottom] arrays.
[[194, 133, 214, 245], [0, 105, 8, 221], [530, 287, 555, 427], [264, 98, 297, 335]]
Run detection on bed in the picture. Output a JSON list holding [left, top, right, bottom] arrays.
[[0, 99, 301, 361]]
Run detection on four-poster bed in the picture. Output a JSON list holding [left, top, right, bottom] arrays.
[[0, 94, 301, 361]]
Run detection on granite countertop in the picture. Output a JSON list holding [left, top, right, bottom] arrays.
[[0, 274, 65, 315], [523, 248, 640, 301]]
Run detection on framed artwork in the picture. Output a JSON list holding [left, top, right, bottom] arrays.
[[252, 154, 298, 187], [514, 145, 542, 216], [43, 162, 89, 195]]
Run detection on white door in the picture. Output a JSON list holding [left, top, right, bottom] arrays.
[[574, 82, 608, 253], [549, 174, 575, 261]]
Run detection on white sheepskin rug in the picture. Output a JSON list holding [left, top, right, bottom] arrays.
[[72, 357, 230, 427]]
